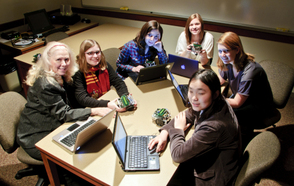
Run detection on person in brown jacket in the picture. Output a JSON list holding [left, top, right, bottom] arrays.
[[148, 69, 242, 186]]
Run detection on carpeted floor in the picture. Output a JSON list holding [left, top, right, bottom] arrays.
[[1, 91, 294, 186], [254, 93, 294, 186]]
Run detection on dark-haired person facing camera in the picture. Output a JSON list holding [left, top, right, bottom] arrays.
[[116, 20, 168, 80], [149, 69, 241, 186]]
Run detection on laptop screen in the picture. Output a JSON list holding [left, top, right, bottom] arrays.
[[168, 70, 184, 98], [113, 115, 127, 165], [24, 9, 55, 35]]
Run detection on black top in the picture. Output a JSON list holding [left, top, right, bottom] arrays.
[[73, 62, 129, 108], [17, 76, 91, 149], [161, 96, 241, 185]]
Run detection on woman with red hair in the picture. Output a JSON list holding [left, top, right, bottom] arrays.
[[217, 32, 275, 146]]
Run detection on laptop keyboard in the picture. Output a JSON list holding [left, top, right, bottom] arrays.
[[129, 136, 148, 168], [60, 119, 96, 147], [180, 85, 188, 94]]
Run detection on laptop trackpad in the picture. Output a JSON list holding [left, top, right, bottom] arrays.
[[148, 156, 160, 169], [67, 123, 80, 131]]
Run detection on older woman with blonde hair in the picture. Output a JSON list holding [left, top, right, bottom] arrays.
[[74, 39, 134, 111], [17, 41, 112, 162], [176, 13, 214, 65], [217, 32, 275, 146]]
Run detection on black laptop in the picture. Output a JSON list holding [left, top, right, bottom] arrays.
[[167, 69, 189, 105], [112, 113, 160, 171], [128, 63, 173, 85]]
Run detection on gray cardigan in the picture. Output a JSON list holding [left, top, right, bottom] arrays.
[[17, 76, 91, 149], [161, 96, 241, 185]]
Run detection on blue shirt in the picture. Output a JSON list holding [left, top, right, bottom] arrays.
[[219, 61, 274, 109], [116, 40, 168, 79]]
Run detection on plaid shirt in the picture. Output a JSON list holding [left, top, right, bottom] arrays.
[[116, 40, 168, 79]]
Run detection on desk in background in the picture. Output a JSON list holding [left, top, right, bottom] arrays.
[[0, 22, 99, 56], [14, 24, 141, 97]]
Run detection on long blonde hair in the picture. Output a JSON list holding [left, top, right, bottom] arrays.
[[25, 41, 78, 86]]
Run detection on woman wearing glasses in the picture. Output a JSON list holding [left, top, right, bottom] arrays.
[[74, 39, 135, 111]]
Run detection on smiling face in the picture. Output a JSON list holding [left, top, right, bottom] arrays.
[[218, 43, 239, 65], [188, 79, 213, 112], [50, 47, 70, 76], [189, 18, 202, 36], [85, 44, 101, 67], [145, 29, 161, 47]]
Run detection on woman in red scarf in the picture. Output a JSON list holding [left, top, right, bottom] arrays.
[[74, 39, 134, 111]]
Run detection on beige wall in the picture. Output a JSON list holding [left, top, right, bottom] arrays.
[[2, 0, 293, 68], [0, 0, 68, 24], [2, 0, 294, 70], [75, 14, 294, 70]]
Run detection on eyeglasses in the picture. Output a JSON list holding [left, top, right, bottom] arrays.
[[85, 51, 101, 56]]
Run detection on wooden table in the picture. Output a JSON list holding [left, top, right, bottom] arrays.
[[0, 22, 99, 55], [36, 77, 188, 186], [35, 64, 221, 186]]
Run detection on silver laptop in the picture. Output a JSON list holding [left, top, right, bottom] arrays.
[[167, 69, 189, 105], [52, 109, 115, 152], [169, 54, 199, 78], [128, 63, 173, 85], [112, 112, 160, 171]]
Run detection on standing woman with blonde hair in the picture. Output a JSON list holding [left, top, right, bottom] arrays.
[[217, 32, 275, 146], [176, 13, 214, 66]]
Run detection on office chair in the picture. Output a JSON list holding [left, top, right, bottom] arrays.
[[0, 91, 48, 186], [45, 31, 69, 44], [235, 131, 281, 186], [257, 60, 294, 129], [102, 48, 121, 70]]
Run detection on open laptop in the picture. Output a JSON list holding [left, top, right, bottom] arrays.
[[52, 109, 115, 152], [167, 69, 189, 105], [169, 54, 199, 78], [112, 113, 160, 171], [128, 63, 173, 85]]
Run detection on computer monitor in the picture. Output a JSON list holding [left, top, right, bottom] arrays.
[[24, 9, 55, 35]]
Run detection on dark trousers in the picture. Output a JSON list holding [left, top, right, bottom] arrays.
[[167, 162, 195, 186]]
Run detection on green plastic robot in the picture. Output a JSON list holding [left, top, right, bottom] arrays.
[[152, 108, 171, 126], [117, 94, 135, 111]]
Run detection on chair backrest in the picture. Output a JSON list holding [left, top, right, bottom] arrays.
[[102, 48, 121, 70], [235, 131, 281, 186], [259, 60, 294, 109], [0, 91, 27, 153], [45, 31, 69, 44]]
